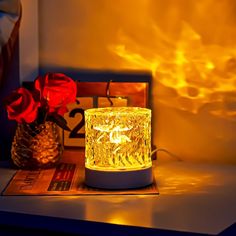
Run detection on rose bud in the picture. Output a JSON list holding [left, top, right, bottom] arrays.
[[35, 73, 77, 116], [5, 87, 40, 124]]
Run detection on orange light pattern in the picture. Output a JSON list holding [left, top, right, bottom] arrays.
[[110, 22, 236, 115], [38, 0, 236, 163]]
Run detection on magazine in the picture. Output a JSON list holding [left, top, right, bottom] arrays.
[[2, 150, 158, 196]]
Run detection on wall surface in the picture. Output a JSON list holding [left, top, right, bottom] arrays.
[[37, 0, 236, 164], [20, 0, 38, 82]]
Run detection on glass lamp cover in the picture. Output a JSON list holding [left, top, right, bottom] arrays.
[[85, 107, 152, 171]]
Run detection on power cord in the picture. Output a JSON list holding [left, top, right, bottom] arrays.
[[151, 147, 182, 162]]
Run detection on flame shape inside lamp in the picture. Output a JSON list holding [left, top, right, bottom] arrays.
[[85, 107, 153, 189]]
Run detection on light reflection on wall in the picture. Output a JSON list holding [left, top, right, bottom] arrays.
[[39, 0, 236, 163]]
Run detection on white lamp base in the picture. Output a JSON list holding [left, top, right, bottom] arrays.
[[85, 167, 153, 189]]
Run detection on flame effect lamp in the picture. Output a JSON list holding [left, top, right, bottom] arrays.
[[85, 107, 153, 189]]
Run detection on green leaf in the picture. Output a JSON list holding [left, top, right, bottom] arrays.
[[47, 113, 71, 131], [37, 106, 47, 124]]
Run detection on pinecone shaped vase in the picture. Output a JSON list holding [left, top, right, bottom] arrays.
[[11, 121, 63, 169]]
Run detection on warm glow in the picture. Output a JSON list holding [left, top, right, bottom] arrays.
[[155, 162, 216, 195], [85, 107, 152, 171], [94, 124, 132, 144], [39, 0, 236, 117], [39, 0, 236, 163], [110, 22, 236, 114]]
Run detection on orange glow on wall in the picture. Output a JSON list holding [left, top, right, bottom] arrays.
[[38, 0, 236, 163]]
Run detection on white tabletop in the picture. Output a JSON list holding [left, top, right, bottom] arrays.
[[0, 159, 236, 235]]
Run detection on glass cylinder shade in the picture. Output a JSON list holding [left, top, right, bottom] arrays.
[[85, 107, 152, 189]]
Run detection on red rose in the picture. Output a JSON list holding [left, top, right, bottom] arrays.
[[35, 73, 77, 115], [5, 87, 40, 124]]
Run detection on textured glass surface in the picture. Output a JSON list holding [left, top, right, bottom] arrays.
[[85, 107, 152, 171], [11, 121, 63, 169]]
